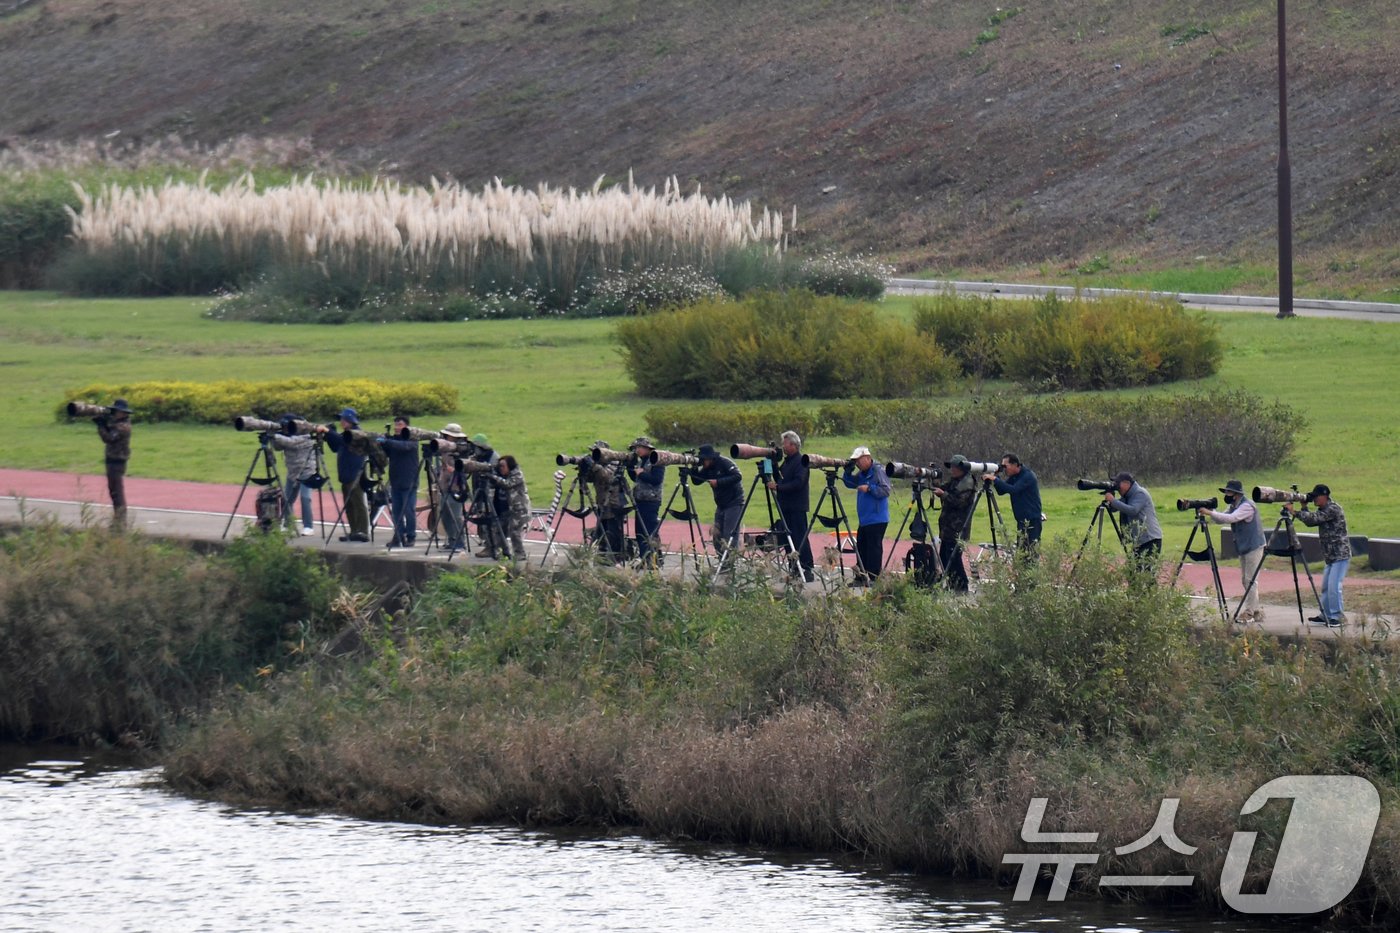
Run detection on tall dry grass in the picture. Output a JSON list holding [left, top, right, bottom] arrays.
[[64, 173, 785, 306]]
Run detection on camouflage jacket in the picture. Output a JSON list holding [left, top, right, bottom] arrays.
[[937, 473, 978, 539], [490, 468, 532, 521], [96, 416, 131, 462], [586, 461, 629, 520], [271, 433, 316, 480], [1296, 500, 1351, 563]]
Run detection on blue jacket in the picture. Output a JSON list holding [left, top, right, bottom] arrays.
[[993, 467, 1042, 526], [378, 435, 421, 492], [843, 462, 891, 526], [323, 428, 366, 486]]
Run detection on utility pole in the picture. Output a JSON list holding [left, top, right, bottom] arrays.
[[1276, 0, 1295, 318]]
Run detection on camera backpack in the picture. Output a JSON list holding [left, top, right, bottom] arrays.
[[255, 486, 285, 533], [904, 542, 940, 588]]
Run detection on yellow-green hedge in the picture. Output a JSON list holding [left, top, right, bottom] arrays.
[[59, 379, 458, 424]]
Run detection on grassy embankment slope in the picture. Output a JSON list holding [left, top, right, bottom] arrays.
[[0, 0, 1396, 294], [1, 289, 1397, 559]]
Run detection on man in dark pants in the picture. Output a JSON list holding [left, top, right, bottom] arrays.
[[987, 453, 1042, 554], [378, 416, 421, 549], [842, 446, 891, 586], [1105, 471, 1163, 578], [94, 398, 132, 531], [933, 455, 977, 592], [579, 440, 629, 563], [692, 444, 745, 567], [627, 436, 666, 565], [319, 408, 369, 542], [768, 430, 814, 582]]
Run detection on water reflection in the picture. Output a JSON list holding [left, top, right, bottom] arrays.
[[0, 747, 1324, 932]]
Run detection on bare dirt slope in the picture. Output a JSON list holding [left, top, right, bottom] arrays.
[[1, 0, 1396, 270]]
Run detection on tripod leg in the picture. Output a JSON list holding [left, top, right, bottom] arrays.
[[1171, 522, 1199, 586], [539, 477, 579, 568], [222, 447, 269, 540]]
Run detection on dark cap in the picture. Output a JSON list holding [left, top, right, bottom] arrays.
[[697, 444, 719, 460], [630, 436, 654, 450], [945, 454, 971, 472], [110, 398, 132, 413], [1219, 479, 1245, 496], [1112, 471, 1135, 486], [1310, 483, 1331, 499]]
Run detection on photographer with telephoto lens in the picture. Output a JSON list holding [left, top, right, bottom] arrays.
[[580, 440, 629, 562], [1288, 484, 1350, 627], [692, 444, 745, 565], [270, 413, 316, 536], [768, 430, 814, 583], [627, 436, 665, 564], [436, 423, 469, 550], [933, 455, 977, 592], [489, 454, 531, 562], [1105, 471, 1163, 575], [92, 398, 133, 531], [378, 415, 421, 549], [320, 408, 370, 543], [1200, 478, 1265, 623], [842, 446, 891, 586], [987, 452, 1042, 552], [466, 434, 502, 557]]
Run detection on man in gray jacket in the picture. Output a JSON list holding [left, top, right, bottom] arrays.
[[1105, 471, 1162, 574], [270, 414, 317, 536]]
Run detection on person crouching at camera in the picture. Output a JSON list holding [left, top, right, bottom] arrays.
[[692, 444, 744, 565]]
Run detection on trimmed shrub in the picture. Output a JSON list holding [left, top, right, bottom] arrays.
[[206, 280, 543, 323], [884, 390, 1302, 482], [913, 291, 1222, 388], [618, 291, 955, 400], [60, 379, 458, 424], [645, 404, 818, 447], [814, 399, 931, 436]]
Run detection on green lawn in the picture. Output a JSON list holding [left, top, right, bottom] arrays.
[[2, 290, 1397, 562]]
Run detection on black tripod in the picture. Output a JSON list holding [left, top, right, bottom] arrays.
[[1073, 497, 1128, 567], [540, 468, 599, 567], [1237, 507, 1325, 626], [463, 472, 510, 562], [222, 433, 283, 539], [735, 460, 802, 581], [882, 480, 945, 577], [963, 476, 1013, 562], [421, 448, 469, 557], [807, 469, 857, 584], [1171, 512, 1229, 624], [655, 465, 712, 576], [307, 437, 341, 544]]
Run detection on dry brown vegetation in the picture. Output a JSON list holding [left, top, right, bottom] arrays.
[[2, 0, 1396, 279]]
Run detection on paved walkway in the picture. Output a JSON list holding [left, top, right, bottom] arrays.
[[2, 468, 1392, 639]]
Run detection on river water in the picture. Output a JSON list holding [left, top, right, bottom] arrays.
[[0, 745, 1332, 932]]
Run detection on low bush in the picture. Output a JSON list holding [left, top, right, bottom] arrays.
[[644, 404, 818, 447], [788, 252, 892, 301], [60, 378, 458, 424], [913, 291, 1222, 388], [884, 390, 1301, 482], [206, 279, 543, 323], [578, 265, 726, 316], [814, 399, 931, 436], [0, 525, 341, 742], [618, 291, 955, 400]]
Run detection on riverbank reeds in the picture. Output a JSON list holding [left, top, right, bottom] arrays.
[[163, 550, 1400, 915], [0, 524, 341, 744]]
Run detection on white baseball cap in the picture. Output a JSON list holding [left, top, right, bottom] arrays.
[[849, 446, 873, 460]]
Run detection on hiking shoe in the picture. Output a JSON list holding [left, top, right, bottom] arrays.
[[349, 533, 370, 543], [300, 527, 316, 536], [1307, 615, 1326, 624]]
